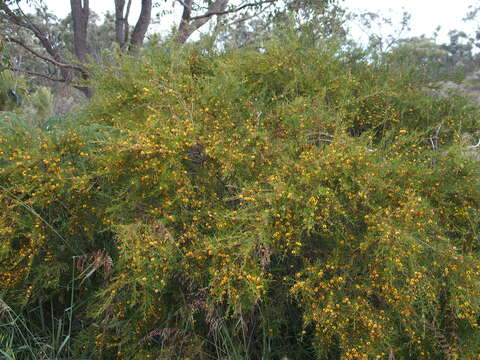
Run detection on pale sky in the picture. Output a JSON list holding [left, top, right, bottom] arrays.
[[344, 0, 477, 44], [40, 0, 479, 43]]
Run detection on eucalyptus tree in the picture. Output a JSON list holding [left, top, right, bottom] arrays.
[[1, 0, 301, 97]]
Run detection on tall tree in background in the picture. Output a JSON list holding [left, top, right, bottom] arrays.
[[0, 0, 336, 97], [113, 0, 151, 50], [0, 0, 155, 96]]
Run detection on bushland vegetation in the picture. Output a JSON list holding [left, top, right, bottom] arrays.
[[1, 17, 480, 360]]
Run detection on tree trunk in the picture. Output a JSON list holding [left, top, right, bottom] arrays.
[[0, 1, 92, 97], [70, 0, 93, 97], [70, 0, 90, 63], [114, 0, 133, 48], [177, 0, 193, 42], [114, 0, 127, 47], [175, 0, 229, 44], [130, 0, 152, 52], [124, 0, 133, 45]]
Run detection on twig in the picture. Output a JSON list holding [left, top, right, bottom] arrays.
[[227, 2, 274, 25], [189, 0, 273, 20], [0, 2, 64, 62], [469, 139, 480, 148], [8, 66, 66, 82], [429, 125, 442, 166]]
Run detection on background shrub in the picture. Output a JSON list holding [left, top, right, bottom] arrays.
[[1, 32, 479, 359]]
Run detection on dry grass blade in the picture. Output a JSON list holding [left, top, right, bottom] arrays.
[[75, 249, 113, 285]]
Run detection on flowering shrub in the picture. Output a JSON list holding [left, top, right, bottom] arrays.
[[1, 33, 479, 359]]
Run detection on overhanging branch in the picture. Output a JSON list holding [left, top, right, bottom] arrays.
[[4, 37, 87, 74], [8, 67, 67, 82], [189, 0, 274, 20], [0, 2, 61, 61]]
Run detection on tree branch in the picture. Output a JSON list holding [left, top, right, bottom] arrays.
[[4, 37, 87, 73], [124, 0, 133, 44], [9, 67, 92, 94], [7, 67, 67, 82], [227, 4, 273, 26], [1, 1, 93, 97], [130, 0, 152, 50], [0, 2, 63, 62], [189, 0, 274, 21], [175, 0, 228, 43], [175, 0, 190, 9]]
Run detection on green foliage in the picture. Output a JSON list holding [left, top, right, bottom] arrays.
[[388, 37, 469, 84], [0, 296, 75, 360], [26, 86, 54, 127], [1, 31, 479, 359], [0, 71, 55, 128], [0, 70, 27, 111]]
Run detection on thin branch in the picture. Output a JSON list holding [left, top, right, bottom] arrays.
[[175, 0, 190, 9], [4, 37, 86, 73], [8, 2, 44, 37], [0, 2, 61, 61], [228, 12, 257, 25], [189, 0, 273, 20], [228, 4, 272, 26], [8, 67, 66, 82]]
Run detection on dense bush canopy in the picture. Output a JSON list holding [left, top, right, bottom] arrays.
[[1, 33, 479, 359]]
